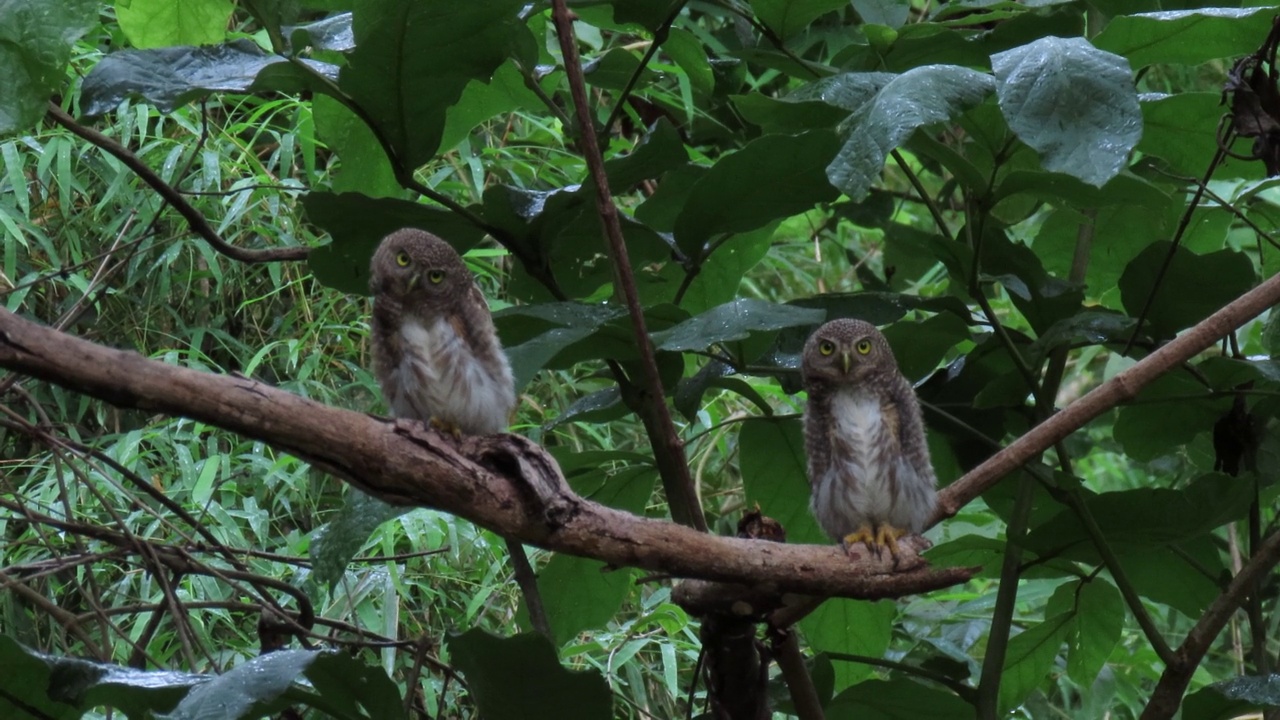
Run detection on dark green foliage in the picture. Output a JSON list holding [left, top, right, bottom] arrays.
[[4, 0, 1280, 718]]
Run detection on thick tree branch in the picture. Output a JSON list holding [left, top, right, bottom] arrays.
[[933, 266, 1280, 525], [45, 103, 309, 265], [549, 0, 707, 531], [1141, 529, 1280, 719], [0, 308, 970, 599]]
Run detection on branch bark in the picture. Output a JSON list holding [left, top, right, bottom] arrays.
[[1141, 529, 1280, 719], [0, 307, 971, 599], [933, 266, 1280, 526]]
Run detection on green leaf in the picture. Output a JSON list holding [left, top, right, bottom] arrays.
[[652, 298, 825, 352], [1208, 675, 1280, 707], [304, 192, 487, 295], [826, 676, 974, 719], [732, 94, 848, 134], [1139, 93, 1260, 180], [1118, 540, 1225, 618], [0, 0, 98, 136], [663, 27, 714, 95], [790, 291, 973, 327], [664, 224, 775, 314], [739, 418, 824, 544], [673, 130, 841, 256], [309, 488, 407, 591], [81, 40, 337, 116], [0, 635, 199, 719], [534, 466, 656, 646], [303, 652, 405, 720], [820, 66, 995, 201], [1064, 580, 1124, 687], [604, 118, 689, 192], [993, 170, 1169, 211], [803, 600, 896, 689], [342, 0, 533, 169], [314, 94, 402, 199], [1033, 201, 1175, 305], [448, 630, 613, 720], [1024, 473, 1253, 554], [439, 61, 542, 155], [495, 303, 627, 390], [852, 0, 910, 29], [1118, 242, 1257, 340], [881, 311, 971, 382], [115, 0, 233, 48], [749, 0, 849, 39], [166, 649, 320, 720], [999, 612, 1072, 713], [1113, 373, 1230, 462], [992, 37, 1140, 188], [1094, 7, 1277, 68]]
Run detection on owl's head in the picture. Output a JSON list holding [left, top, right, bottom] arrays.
[[801, 318, 896, 386], [369, 228, 471, 311]]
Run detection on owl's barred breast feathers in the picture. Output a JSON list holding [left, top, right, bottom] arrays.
[[801, 319, 937, 547], [369, 229, 515, 436]]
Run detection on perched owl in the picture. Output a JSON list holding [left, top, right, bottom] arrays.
[[801, 319, 936, 559], [369, 228, 515, 436]]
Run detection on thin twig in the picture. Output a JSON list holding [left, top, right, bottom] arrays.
[[45, 103, 309, 264]]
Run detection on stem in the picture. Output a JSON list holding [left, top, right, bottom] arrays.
[[975, 473, 1034, 719], [549, 0, 706, 531]]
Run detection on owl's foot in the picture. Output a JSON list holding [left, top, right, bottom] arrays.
[[429, 417, 463, 439], [841, 524, 909, 564]]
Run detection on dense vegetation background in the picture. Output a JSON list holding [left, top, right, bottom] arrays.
[[3, 0, 1280, 718]]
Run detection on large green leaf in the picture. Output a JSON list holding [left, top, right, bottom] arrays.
[[999, 612, 1073, 713], [0, 635, 198, 720], [817, 66, 995, 200], [991, 37, 1140, 188], [1064, 580, 1124, 688], [1094, 7, 1277, 68], [826, 676, 974, 719], [304, 192, 487, 295], [438, 61, 542, 155], [309, 488, 407, 592], [1113, 373, 1230, 462], [1118, 242, 1257, 340], [314, 94, 402, 199], [534, 466, 657, 646], [81, 40, 338, 116], [652, 298, 825, 352], [749, 0, 849, 39], [739, 417, 824, 544], [1139, 93, 1261, 181], [1023, 473, 1253, 555], [672, 130, 841, 257], [0, 0, 98, 135], [115, 0, 233, 48], [448, 629, 612, 720], [803, 600, 896, 689], [342, 0, 533, 169]]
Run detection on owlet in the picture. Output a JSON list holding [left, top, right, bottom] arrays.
[[369, 228, 515, 435], [801, 319, 936, 559]]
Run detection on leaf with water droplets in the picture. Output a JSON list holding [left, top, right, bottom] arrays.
[[992, 37, 1141, 188]]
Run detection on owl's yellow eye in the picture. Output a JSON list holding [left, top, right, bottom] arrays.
[[427, 270, 446, 284], [818, 340, 836, 356], [856, 339, 873, 355], [395, 252, 411, 267]]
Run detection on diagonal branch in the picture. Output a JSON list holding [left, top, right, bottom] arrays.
[[45, 104, 309, 264], [1141, 529, 1280, 719], [933, 266, 1280, 526], [549, 0, 707, 531], [0, 307, 970, 599]]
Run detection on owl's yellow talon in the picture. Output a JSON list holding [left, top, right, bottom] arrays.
[[429, 417, 462, 438], [841, 525, 876, 555], [841, 524, 908, 561]]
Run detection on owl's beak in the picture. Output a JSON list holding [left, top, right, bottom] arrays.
[[840, 351, 852, 374], [405, 273, 420, 291]]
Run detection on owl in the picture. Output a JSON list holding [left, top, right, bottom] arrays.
[[369, 228, 515, 436], [801, 319, 936, 559]]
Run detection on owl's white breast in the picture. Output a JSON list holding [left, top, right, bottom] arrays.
[[385, 317, 515, 435], [811, 387, 903, 537]]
